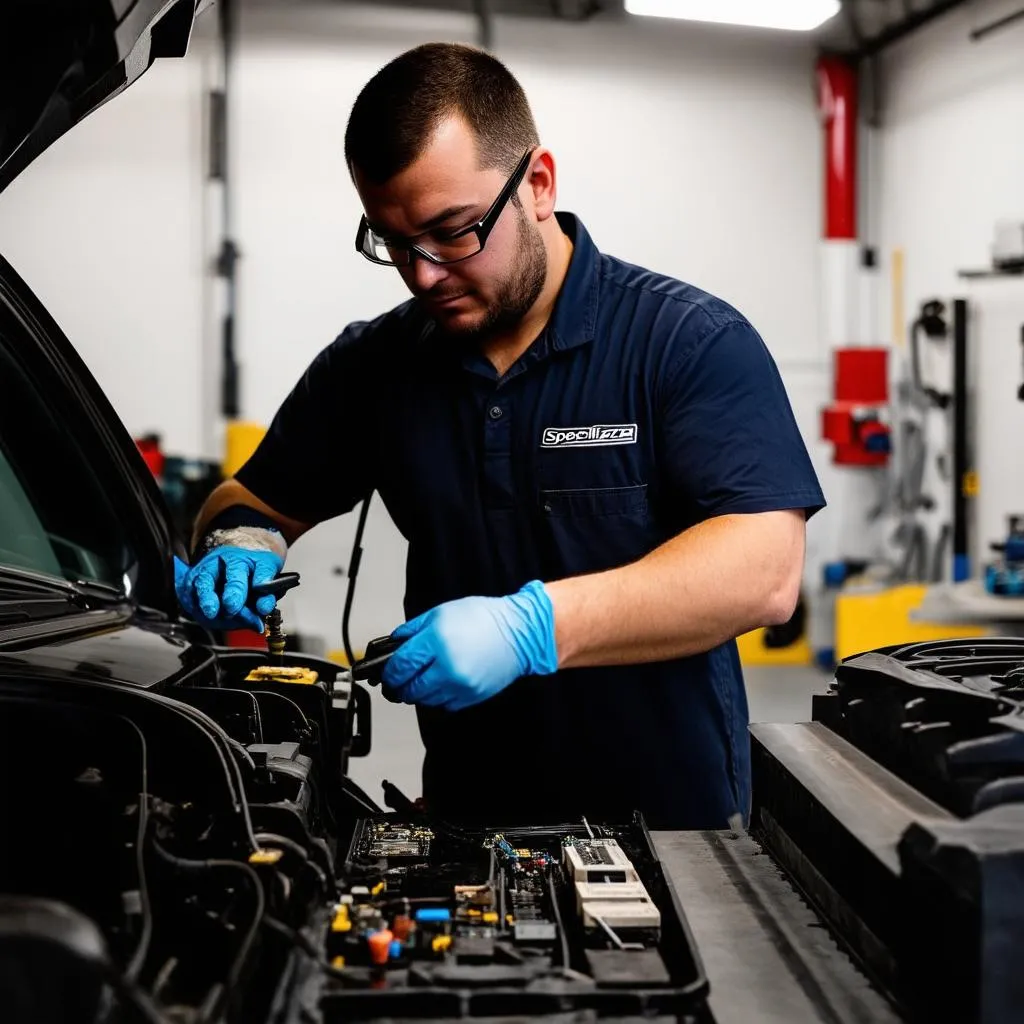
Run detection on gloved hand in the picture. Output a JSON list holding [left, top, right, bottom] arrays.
[[174, 547, 283, 633], [381, 580, 559, 712]]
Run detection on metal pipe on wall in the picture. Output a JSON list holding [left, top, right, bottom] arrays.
[[817, 55, 890, 574], [952, 298, 970, 581]]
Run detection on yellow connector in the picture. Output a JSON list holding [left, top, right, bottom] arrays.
[[515, 849, 532, 858], [506, 914, 515, 926], [245, 666, 319, 686], [467, 909, 481, 918], [482, 912, 498, 924], [371, 881, 386, 897], [431, 935, 453, 953], [331, 906, 352, 933], [248, 848, 283, 866], [331, 956, 346, 970]]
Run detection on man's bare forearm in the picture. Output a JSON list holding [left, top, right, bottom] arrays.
[[190, 479, 312, 552], [545, 509, 806, 670]]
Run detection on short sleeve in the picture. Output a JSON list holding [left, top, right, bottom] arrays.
[[234, 327, 373, 524], [658, 319, 825, 520]]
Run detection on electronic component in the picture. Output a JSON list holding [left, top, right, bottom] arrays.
[[582, 899, 661, 931], [575, 880, 650, 911], [563, 838, 638, 884], [564, 837, 660, 935], [454, 884, 493, 906], [486, 833, 520, 862], [368, 929, 393, 965], [325, 816, 698, 1013], [362, 821, 433, 860], [514, 921, 557, 942], [415, 908, 451, 923]]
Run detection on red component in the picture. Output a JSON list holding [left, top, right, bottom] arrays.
[[224, 629, 267, 650], [368, 929, 394, 966], [817, 55, 858, 241], [392, 915, 413, 942], [135, 435, 165, 480], [822, 347, 890, 466], [834, 348, 888, 403]]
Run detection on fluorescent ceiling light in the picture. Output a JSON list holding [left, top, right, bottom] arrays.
[[623, 0, 841, 31]]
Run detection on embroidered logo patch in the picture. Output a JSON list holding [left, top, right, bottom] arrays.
[[540, 424, 638, 448]]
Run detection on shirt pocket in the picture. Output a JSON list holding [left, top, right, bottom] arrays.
[[537, 484, 655, 574], [540, 484, 648, 517]]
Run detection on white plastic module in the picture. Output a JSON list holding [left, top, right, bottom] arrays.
[[565, 839, 660, 933], [575, 880, 650, 912], [581, 898, 662, 931], [562, 839, 639, 884]]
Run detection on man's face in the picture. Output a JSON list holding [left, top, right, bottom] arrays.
[[354, 117, 547, 341]]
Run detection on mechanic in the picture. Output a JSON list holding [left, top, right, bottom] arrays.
[[177, 42, 825, 829]]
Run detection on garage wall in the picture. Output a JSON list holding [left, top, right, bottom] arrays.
[[875, 0, 1024, 573]]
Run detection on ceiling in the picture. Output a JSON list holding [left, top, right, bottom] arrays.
[[820, 0, 971, 56], [336, 0, 984, 58]]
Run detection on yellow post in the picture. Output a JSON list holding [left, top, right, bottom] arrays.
[[222, 421, 267, 478]]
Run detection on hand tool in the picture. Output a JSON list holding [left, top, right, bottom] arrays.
[[352, 635, 403, 684]]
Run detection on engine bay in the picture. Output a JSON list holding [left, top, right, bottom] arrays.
[[0, 636, 706, 1024]]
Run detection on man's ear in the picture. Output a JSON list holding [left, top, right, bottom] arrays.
[[527, 148, 557, 222]]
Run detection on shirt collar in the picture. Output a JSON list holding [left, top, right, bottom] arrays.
[[546, 211, 600, 354], [453, 212, 600, 381]]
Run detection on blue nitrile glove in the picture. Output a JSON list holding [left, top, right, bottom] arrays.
[[381, 580, 559, 712], [174, 547, 283, 632]]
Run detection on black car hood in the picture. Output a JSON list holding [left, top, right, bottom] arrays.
[[0, 618, 210, 690], [0, 0, 201, 193]]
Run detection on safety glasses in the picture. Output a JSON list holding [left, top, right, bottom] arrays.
[[355, 148, 534, 267]]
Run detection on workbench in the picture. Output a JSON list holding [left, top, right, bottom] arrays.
[[651, 830, 898, 1024]]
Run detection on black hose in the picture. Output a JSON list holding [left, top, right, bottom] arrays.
[[253, 832, 330, 893], [342, 494, 373, 667], [262, 916, 346, 980], [107, 968, 173, 1024], [120, 718, 152, 984], [253, 832, 308, 862], [545, 867, 571, 971], [149, 841, 265, 1022]]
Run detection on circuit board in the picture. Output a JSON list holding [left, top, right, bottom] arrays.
[[317, 816, 708, 1020], [361, 821, 434, 860]]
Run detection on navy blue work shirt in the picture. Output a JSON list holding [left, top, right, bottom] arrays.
[[236, 212, 825, 829]]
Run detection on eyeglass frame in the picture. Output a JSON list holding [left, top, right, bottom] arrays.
[[354, 148, 536, 267]]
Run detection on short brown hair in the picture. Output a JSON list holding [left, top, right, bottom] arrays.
[[344, 42, 540, 184]]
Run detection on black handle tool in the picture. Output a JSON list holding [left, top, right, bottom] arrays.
[[352, 634, 403, 684], [250, 572, 301, 603]]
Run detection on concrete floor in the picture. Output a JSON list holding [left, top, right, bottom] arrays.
[[348, 664, 834, 808]]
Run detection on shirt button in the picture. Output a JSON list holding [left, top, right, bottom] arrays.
[[488, 405, 504, 420]]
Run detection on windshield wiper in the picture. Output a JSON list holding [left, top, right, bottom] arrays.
[[71, 578, 127, 602], [0, 565, 126, 607]]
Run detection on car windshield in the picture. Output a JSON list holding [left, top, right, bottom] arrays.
[[0, 330, 136, 595]]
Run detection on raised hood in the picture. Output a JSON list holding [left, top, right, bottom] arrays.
[[0, 0, 202, 193]]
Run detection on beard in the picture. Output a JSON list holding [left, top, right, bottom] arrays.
[[427, 206, 548, 344]]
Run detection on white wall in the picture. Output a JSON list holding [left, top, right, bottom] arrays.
[[876, 0, 1024, 573]]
